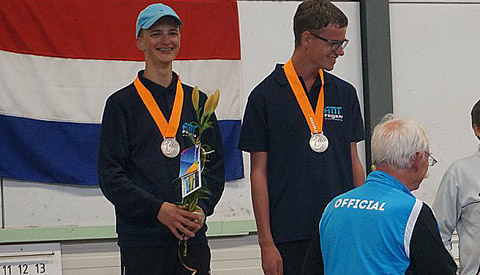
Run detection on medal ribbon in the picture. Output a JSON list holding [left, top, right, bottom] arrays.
[[134, 76, 184, 138], [284, 59, 325, 134]]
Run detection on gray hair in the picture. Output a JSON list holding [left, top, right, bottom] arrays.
[[371, 114, 429, 169]]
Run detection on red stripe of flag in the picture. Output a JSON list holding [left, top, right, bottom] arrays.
[[0, 0, 240, 61]]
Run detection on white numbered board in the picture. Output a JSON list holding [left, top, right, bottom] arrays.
[[0, 243, 61, 275]]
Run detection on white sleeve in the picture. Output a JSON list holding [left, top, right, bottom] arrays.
[[432, 168, 461, 251]]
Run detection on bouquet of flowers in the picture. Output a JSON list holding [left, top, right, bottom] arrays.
[[182, 86, 219, 211], [178, 87, 220, 259]]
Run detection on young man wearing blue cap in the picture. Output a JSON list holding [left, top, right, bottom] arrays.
[[98, 3, 225, 274]]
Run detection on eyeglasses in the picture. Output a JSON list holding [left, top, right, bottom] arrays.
[[309, 32, 349, 51], [425, 152, 438, 167]]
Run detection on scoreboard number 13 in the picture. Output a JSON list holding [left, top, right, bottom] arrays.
[[0, 243, 62, 275]]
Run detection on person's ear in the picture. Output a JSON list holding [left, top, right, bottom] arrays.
[[136, 34, 145, 51], [411, 152, 424, 171], [473, 123, 480, 139], [301, 31, 311, 46]]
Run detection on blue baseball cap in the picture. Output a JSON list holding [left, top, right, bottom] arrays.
[[136, 3, 182, 37]]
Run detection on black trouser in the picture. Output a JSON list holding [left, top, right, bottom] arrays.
[[276, 240, 310, 275], [120, 242, 211, 275]]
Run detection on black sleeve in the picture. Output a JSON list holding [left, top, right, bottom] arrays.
[[302, 224, 324, 275], [98, 97, 163, 220], [197, 111, 225, 216], [238, 92, 269, 152], [407, 203, 457, 275]]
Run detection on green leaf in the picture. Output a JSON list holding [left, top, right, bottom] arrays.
[[188, 134, 196, 145]]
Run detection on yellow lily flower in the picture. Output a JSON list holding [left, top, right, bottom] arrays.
[[203, 89, 220, 116], [192, 86, 199, 112]]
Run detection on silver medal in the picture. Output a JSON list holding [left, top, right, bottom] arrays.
[[161, 138, 180, 158], [309, 133, 329, 153]]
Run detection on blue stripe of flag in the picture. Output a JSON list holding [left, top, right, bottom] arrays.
[[0, 115, 243, 185]]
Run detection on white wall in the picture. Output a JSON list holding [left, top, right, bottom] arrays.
[[389, 1, 480, 205], [60, 236, 263, 275]]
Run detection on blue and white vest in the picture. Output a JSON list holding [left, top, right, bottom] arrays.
[[320, 171, 423, 274]]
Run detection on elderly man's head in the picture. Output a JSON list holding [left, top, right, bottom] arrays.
[[371, 114, 431, 190]]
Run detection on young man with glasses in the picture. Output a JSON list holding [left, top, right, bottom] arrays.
[[303, 114, 457, 274], [238, 0, 365, 274], [433, 99, 480, 275]]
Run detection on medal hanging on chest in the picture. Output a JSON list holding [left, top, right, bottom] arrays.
[[160, 138, 180, 158], [134, 76, 184, 158], [284, 59, 329, 153], [309, 133, 329, 153]]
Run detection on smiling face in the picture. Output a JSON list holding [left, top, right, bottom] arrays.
[[136, 17, 180, 66], [305, 24, 346, 71]]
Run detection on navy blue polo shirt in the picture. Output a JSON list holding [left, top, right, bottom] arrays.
[[98, 71, 225, 247], [238, 64, 365, 243]]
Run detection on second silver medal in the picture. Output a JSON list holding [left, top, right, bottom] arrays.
[[309, 133, 329, 153]]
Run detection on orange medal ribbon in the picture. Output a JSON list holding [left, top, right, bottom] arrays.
[[134, 76, 184, 139], [284, 59, 325, 134]]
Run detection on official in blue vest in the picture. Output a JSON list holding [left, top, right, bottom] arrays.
[[302, 114, 457, 274]]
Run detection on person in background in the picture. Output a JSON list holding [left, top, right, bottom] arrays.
[[238, 0, 365, 274], [98, 3, 225, 274], [433, 99, 480, 275], [303, 114, 457, 274]]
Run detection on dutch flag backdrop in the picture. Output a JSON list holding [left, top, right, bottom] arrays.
[[0, 0, 244, 186]]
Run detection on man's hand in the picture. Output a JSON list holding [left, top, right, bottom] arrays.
[[190, 206, 206, 234], [260, 243, 283, 275], [157, 202, 201, 240]]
